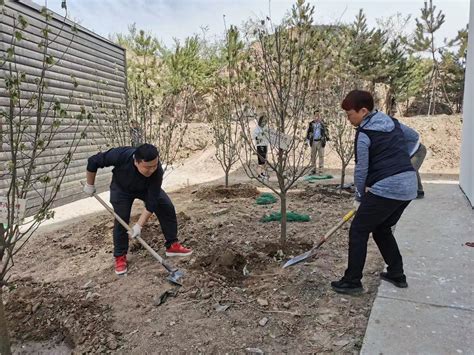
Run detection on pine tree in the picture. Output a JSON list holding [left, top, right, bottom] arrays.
[[409, 0, 448, 115]]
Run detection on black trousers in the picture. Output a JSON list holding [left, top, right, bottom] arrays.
[[344, 192, 411, 283], [110, 186, 178, 257]]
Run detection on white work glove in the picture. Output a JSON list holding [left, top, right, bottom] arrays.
[[353, 200, 361, 210], [83, 183, 96, 196], [129, 223, 142, 239]]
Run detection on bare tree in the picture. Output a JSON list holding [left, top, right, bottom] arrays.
[[229, 0, 335, 246], [0, 4, 90, 353], [207, 26, 244, 187], [208, 89, 241, 187], [322, 82, 356, 191]]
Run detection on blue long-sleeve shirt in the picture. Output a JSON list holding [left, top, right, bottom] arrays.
[[87, 147, 164, 212], [354, 111, 417, 202], [399, 123, 420, 157]]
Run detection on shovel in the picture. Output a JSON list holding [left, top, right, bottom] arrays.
[[91, 191, 184, 286], [282, 209, 356, 268]]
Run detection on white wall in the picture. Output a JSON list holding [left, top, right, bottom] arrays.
[[460, 0, 474, 207]]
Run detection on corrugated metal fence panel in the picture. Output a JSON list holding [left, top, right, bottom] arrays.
[[0, 0, 127, 215]]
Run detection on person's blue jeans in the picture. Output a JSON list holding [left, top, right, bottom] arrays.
[[110, 186, 178, 256]]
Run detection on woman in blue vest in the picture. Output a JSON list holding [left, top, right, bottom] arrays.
[[331, 90, 417, 294]]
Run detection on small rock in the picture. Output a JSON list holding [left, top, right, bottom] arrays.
[[246, 347, 264, 354], [333, 339, 350, 347], [258, 317, 269, 327], [189, 289, 199, 299], [32, 302, 41, 313], [257, 298, 269, 307], [282, 302, 290, 309], [188, 258, 197, 266], [154, 331, 163, 337], [169, 321, 176, 326], [208, 281, 216, 288], [107, 337, 118, 350], [214, 304, 230, 312], [81, 280, 93, 289], [201, 292, 212, 299], [212, 207, 230, 216]]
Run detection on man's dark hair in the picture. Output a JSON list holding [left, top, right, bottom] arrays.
[[258, 115, 266, 127], [341, 90, 374, 112], [134, 143, 159, 162]]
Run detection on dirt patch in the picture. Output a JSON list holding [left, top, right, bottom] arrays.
[[4, 279, 121, 353], [194, 249, 248, 284], [10, 181, 384, 353], [196, 183, 259, 199]]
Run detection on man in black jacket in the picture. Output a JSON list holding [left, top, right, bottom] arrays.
[[306, 110, 329, 175], [83, 144, 192, 275]]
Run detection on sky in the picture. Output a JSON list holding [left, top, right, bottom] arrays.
[[43, 0, 470, 47]]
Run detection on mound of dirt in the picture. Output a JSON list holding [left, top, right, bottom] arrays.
[[4, 279, 121, 353], [196, 183, 259, 200]]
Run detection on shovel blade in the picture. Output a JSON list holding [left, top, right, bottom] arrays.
[[282, 250, 314, 268], [166, 270, 184, 286]]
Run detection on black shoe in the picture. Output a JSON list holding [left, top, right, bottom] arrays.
[[380, 272, 408, 288], [330, 279, 363, 295], [416, 191, 424, 199]]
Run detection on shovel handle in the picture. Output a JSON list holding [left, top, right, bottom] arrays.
[[314, 209, 356, 249], [88, 188, 176, 273]]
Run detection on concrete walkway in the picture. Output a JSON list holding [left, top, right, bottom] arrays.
[[361, 183, 474, 354]]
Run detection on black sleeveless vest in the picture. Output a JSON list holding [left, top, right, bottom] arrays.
[[355, 115, 414, 187]]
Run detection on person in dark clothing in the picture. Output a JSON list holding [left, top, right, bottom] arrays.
[[83, 144, 192, 275], [399, 123, 427, 198], [305, 110, 329, 175], [331, 90, 417, 295]]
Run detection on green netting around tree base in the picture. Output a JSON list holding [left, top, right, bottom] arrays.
[[256, 193, 277, 205], [260, 211, 310, 223], [304, 174, 333, 182]]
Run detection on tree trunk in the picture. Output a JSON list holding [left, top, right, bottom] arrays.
[[340, 166, 346, 193], [225, 170, 229, 188], [0, 287, 12, 355], [280, 193, 287, 247]]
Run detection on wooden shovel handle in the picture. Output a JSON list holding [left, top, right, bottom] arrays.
[[314, 209, 356, 249], [83, 185, 177, 273]]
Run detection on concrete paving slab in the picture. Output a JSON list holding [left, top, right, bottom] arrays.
[[361, 183, 474, 354], [377, 184, 474, 310], [362, 297, 473, 355]]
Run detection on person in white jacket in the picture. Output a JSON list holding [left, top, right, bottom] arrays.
[[252, 115, 270, 180]]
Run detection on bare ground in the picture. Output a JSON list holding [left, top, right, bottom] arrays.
[[7, 180, 385, 354], [5, 114, 460, 353]]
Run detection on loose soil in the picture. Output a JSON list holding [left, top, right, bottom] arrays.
[[7, 113, 459, 353], [8, 181, 385, 353]]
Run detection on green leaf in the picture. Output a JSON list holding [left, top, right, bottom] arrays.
[[18, 14, 28, 29], [6, 47, 14, 59], [14, 31, 23, 41], [45, 55, 54, 65]]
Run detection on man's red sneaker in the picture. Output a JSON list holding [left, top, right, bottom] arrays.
[[166, 242, 193, 257], [114, 255, 127, 275]]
